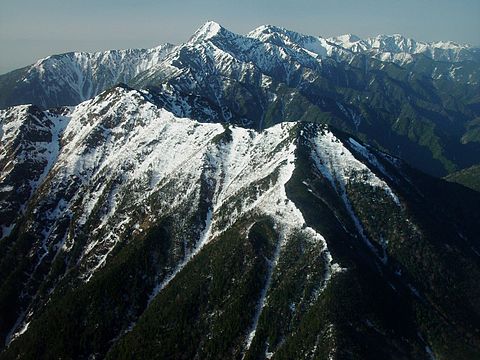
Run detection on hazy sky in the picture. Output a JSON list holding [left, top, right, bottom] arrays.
[[1, 0, 479, 74]]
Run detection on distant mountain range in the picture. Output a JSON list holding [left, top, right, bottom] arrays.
[[1, 21, 479, 176], [1, 22, 480, 360]]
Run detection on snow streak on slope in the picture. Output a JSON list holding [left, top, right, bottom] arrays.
[[310, 128, 400, 205], [147, 123, 343, 305], [309, 127, 400, 263]]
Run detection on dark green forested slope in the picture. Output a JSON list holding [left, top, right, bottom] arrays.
[[445, 164, 480, 192]]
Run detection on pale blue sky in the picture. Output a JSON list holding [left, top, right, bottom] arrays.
[[1, 0, 479, 74]]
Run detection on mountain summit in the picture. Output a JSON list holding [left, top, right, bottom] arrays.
[[189, 20, 225, 43]]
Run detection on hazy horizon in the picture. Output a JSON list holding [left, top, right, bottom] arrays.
[[1, 0, 479, 75]]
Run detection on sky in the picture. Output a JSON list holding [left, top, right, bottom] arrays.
[[1, 0, 479, 74]]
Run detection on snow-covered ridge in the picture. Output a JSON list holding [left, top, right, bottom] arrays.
[[247, 24, 348, 60], [3, 87, 364, 340], [1, 85, 405, 286], [10, 80, 461, 355], [246, 23, 476, 64], [310, 128, 400, 205], [328, 33, 475, 63], [16, 43, 175, 108]]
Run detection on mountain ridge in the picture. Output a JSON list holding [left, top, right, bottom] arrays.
[[1, 85, 480, 358], [0, 43, 175, 108], [1, 21, 477, 109], [2, 21, 478, 178]]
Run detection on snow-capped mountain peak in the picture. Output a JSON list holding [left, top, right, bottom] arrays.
[[248, 25, 341, 59], [368, 34, 418, 52], [337, 33, 362, 43], [247, 24, 293, 39], [431, 40, 467, 50], [328, 33, 370, 52], [189, 20, 226, 43]]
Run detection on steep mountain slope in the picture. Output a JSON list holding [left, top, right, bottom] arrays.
[[0, 44, 174, 109], [0, 105, 69, 239], [1, 86, 480, 359]]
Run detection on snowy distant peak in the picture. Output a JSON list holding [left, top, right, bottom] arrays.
[[32, 43, 175, 72], [327, 32, 477, 63], [247, 24, 339, 58], [329, 33, 410, 52], [369, 34, 476, 62], [369, 34, 471, 51], [368, 34, 421, 53], [248, 24, 317, 47], [339, 34, 362, 43], [329, 33, 362, 44], [431, 40, 465, 50], [328, 34, 370, 52], [189, 21, 229, 43], [247, 24, 305, 41], [331, 33, 471, 52]]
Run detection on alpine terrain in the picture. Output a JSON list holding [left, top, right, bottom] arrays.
[[0, 21, 480, 360]]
